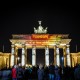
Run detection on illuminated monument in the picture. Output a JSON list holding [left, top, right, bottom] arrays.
[[10, 21, 71, 67]]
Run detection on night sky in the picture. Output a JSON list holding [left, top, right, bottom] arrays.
[[0, 2, 80, 54]]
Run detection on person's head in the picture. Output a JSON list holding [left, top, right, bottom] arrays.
[[14, 65, 17, 68], [18, 63, 22, 67], [55, 65, 58, 70]]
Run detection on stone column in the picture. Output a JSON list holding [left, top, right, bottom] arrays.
[[54, 45, 56, 66], [25, 47, 27, 66], [63, 46, 66, 67], [66, 45, 71, 67], [21, 44, 26, 66], [11, 44, 15, 67], [56, 46, 60, 66], [45, 46, 49, 66], [15, 46, 18, 65], [32, 46, 36, 66]]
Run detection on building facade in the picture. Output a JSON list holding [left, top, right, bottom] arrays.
[[10, 21, 71, 67], [0, 52, 11, 69]]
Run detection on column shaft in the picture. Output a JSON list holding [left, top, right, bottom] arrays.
[[56, 47, 60, 66], [25, 47, 27, 66], [21, 45, 26, 66], [54, 46, 56, 66], [45, 46, 49, 66], [32, 46, 36, 66], [11, 44, 15, 67], [66, 45, 71, 67], [15, 47, 18, 65], [63, 47, 66, 67]]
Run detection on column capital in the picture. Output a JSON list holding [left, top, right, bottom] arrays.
[[15, 46, 18, 49], [45, 45, 49, 48], [53, 45, 56, 49], [63, 45, 66, 49], [55, 44, 59, 48], [22, 44, 26, 48], [32, 45, 36, 47], [11, 44, 15, 48], [45, 45, 49, 50], [66, 44, 70, 48]]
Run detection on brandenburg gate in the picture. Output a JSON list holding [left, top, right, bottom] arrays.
[[10, 21, 71, 67]]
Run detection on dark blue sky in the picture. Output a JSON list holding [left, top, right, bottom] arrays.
[[0, 2, 80, 53]]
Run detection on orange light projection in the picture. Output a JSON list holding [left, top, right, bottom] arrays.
[[31, 34, 49, 40]]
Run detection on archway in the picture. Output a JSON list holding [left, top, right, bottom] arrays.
[[36, 49, 45, 66]]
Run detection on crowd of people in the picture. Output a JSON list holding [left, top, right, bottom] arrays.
[[11, 63, 60, 80], [0, 63, 80, 80]]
